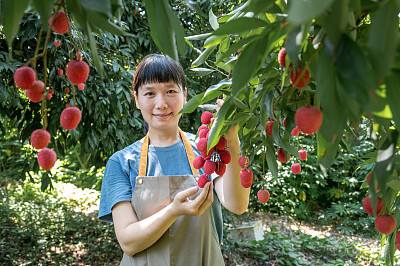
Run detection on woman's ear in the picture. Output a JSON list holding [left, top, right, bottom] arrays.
[[134, 90, 140, 109]]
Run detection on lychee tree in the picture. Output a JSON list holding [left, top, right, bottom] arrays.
[[178, 0, 400, 263]]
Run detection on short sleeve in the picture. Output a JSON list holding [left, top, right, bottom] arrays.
[[98, 158, 133, 222]]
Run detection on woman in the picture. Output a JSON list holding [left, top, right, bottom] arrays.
[[98, 54, 250, 265]]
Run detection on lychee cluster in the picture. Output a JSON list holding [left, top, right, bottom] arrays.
[[363, 172, 396, 235], [30, 129, 57, 171], [193, 111, 231, 188], [277, 48, 310, 89]]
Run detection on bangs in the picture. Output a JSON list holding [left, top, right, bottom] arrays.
[[133, 54, 187, 92]]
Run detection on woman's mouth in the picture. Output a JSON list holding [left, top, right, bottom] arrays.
[[154, 112, 173, 119]]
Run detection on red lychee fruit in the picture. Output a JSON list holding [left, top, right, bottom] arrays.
[[240, 169, 253, 188], [198, 125, 208, 134], [215, 162, 226, 176], [218, 150, 231, 164], [199, 127, 210, 139], [290, 67, 310, 89], [201, 111, 214, 125], [14, 66, 36, 90], [216, 136, 227, 150], [396, 231, 400, 243], [193, 156, 205, 169], [366, 173, 371, 185], [54, 40, 61, 47], [46, 92, 52, 100], [25, 80, 44, 102], [299, 149, 307, 161], [48, 11, 69, 34], [66, 103, 70, 108], [291, 163, 301, 174], [60, 107, 82, 130], [198, 174, 210, 188], [363, 196, 384, 216], [134, 10, 137, 15], [396, 242, 400, 251], [66, 60, 89, 84], [49, 89, 54, 95], [30, 129, 51, 149], [78, 83, 85, 91], [295, 106, 323, 135], [266, 120, 274, 136], [277, 148, 290, 163], [65, 87, 70, 94], [291, 126, 299, 136], [278, 48, 287, 67], [37, 148, 57, 171], [257, 189, 270, 203], [375, 214, 396, 235], [283, 117, 286, 128], [238, 156, 249, 169], [197, 138, 208, 153], [57, 69, 63, 76], [204, 160, 216, 175]]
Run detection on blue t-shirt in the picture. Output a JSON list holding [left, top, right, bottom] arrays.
[[98, 132, 223, 243]]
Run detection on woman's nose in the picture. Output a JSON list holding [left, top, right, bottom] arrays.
[[155, 95, 168, 109]]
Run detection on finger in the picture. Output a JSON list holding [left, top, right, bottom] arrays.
[[176, 186, 199, 202], [190, 181, 211, 207], [197, 182, 214, 214]]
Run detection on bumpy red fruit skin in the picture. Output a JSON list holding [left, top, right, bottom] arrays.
[[299, 149, 307, 161], [240, 169, 253, 188], [14, 66, 36, 90], [363, 196, 383, 216], [54, 40, 61, 47], [193, 156, 205, 169], [60, 107, 82, 130], [366, 173, 371, 185], [277, 148, 289, 163], [257, 190, 270, 203], [396, 231, 400, 243], [198, 174, 210, 188], [265, 120, 274, 136], [78, 83, 85, 91], [278, 48, 287, 67], [31, 129, 51, 149], [48, 11, 69, 34], [283, 117, 286, 128], [37, 148, 57, 171], [295, 106, 323, 135], [216, 136, 227, 150], [375, 215, 396, 235], [204, 160, 216, 175], [26, 80, 45, 102], [291, 163, 301, 174], [215, 162, 226, 176], [219, 150, 231, 164], [199, 128, 210, 139], [396, 242, 400, 251], [57, 69, 63, 76], [66, 60, 89, 84], [290, 67, 310, 89], [197, 125, 208, 134], [201, 111, 214, 125], [197, 138, 208, 153], [238, 156, 249, 169]]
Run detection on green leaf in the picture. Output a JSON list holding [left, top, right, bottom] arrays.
[[325, 0, 348, 45], [232, 36, 269, 96], [33, 0, 53, 25], [191, 46, 217, 67], [204, 78, 232, 97], [86, 21, 104, 77], [0, 0, 29, 47], [367, 0, 400, 80], [387, 178, 400, 191], [212, 17, 267, 36], [263, 90, 275, 119], [41, 172, 52, 192], [179, 93, 204, 114], [190, 68, 214, 76], [208, 96, 233, 150], [81, 0, 112, 16], [185, 33, 212, 41], [204, 35, 226, 48], [209, 9, 219, 30], [266, 136, 278, 178], [233, 97, 249, 111], [86, 10, 134, 36], [288, 0, 334, 25], [185, 0, 207, 18], [386, 72, 400, 127]]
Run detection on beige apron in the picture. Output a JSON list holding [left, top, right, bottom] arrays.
[[120, 129, 225, 266]]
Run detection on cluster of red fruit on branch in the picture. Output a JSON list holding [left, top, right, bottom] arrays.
[[362, 173, 397, 236], [12, 10, 89, 171], [193, 111, 231, 188], [278, 48, 310, 89]]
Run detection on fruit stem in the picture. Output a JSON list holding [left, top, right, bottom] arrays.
[[32, 25, 44, 71]]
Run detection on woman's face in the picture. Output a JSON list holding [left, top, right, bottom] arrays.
[[134, 81, 187, 132]]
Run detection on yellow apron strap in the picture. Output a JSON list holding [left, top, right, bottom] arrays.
[[179, 128, 200, 175], [138, 129, 200, 177]]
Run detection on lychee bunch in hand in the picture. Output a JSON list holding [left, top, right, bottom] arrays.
[[193, 111, 230, 188]]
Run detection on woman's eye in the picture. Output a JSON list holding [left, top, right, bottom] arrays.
[[167, 90, 177, 94], [144, 92, 154, 96]]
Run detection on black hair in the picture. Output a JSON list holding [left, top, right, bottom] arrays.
[[132, 54, 187, 93]]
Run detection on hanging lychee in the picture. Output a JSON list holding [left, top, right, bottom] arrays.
[[201, 111, 213, 125], [240, 168, 253, 188], [66, 53, 89, 84], [25, 80, 45, 102], [48, 11, 69, 34], [30, 129, 51, 149], [290, 67, 310, 89], [14, 66, 36, 90], [257, 189, 270, 203], [38, 148, 57, 170], [277, 148, 290, 163], [295, 106, 323, 135], [60, 106, 82, 130]]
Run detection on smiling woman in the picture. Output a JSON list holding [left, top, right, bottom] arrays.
[[98, 54, 250, 266]]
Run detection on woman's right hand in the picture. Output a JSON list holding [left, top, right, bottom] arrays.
[[170, 181, 213, 217]]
